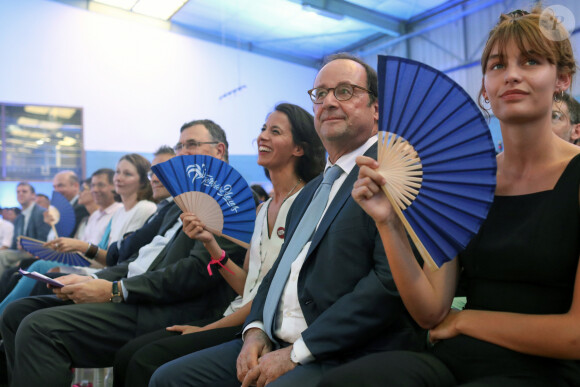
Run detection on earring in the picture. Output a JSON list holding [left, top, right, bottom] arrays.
[[554, 90, 565, 102], [484, 98, 490, 104]]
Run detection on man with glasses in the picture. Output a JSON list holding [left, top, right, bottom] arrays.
[[174, 119, 229, 162], [0, 120, 247, 386], [150, 53, 422, 387]]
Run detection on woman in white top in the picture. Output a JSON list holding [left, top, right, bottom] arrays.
[[113, 103, 326, 387], [48, 153, 156, 266]]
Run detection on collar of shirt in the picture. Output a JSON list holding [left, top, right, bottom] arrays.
[[324, 135, 377, 176], [21, 202, 35, 218], [95, 202, 123, 220], [69, 194, 80, 205], [158, 197, 174, 208]]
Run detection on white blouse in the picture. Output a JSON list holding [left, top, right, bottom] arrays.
[[108, 200, 157, 247], [223, 188, 301, 316]]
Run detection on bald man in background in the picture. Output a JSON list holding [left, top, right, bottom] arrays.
[[45, 170, 89, 239]]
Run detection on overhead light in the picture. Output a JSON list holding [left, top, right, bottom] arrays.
[[93, 0, 138, 10], [132, 0, 189, 20], [59, 137, 78, 147], [24, 106, 78, 120], [16, 117, 63, 131], [91, 0, 188, 20]]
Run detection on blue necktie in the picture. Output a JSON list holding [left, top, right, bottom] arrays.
[[262, 164, 343, 342], [98, 219, 112, 250]]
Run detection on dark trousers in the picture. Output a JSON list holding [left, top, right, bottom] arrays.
[[113, 320, 239, 387], [318, 349, 574, 387], [0, 258, 37, 302], [149, 338, 336, 387], [0, 295, 202, 387]]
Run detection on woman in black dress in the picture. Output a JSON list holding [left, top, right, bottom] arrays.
[[321, 7, 580, 386]]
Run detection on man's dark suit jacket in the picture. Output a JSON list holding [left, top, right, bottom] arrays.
[[30, 201, 180, 296], [70, 197, 89, 238], [246, 144, 422, 362], [10, 204, 50, 249], [95, 203, 247, 333], [106, 199, 175, 267]]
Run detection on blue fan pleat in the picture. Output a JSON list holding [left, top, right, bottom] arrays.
[[20, 238, 90, 267], [50, 191, 76, 238], [378, 55, 497, 267], [405, 208, 457, 266], [406, 200, 472, 251], [152, 155, 256, 245]]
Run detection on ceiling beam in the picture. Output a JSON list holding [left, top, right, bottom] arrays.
[[350, 0, 503, 58], [170, 22, 322, 68], [294, 0, 402, 37]]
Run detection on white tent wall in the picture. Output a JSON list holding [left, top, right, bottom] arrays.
[[0, 0, 317, 155]]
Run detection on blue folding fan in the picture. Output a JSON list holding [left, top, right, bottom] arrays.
[[377, 55, 496, 269], [152, 155, 256, 248], [47, 191, 76, 238], [18, 236, 91, 267]]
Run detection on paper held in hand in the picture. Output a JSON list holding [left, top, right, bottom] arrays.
[[18, 268, 64, 288]]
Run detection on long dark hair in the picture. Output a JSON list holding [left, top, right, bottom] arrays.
[[264, 103, 325, 183]]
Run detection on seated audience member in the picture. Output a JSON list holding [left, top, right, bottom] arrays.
[[26, 146, 176, 298], [552, 92, 580, 145], [0, 174, 118, 313], [319, 8, 580, 386], [251, 184, 269, 203], [2, 172, 95, 291], [149, 54, 423, 387], [71, 178, 99, 240], [105, 146, 176, 267], [45, 170, 90, 239], [0, 182, 50, 277], [47, 154, 157, 267], [0, 119, 246, 387], [113, 103, 325, 387], [0, 211, 14, 250], [1, 208, 20, 224], [35, 194, 50, 209]]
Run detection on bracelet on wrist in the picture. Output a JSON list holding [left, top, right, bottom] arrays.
[[85, 243, 99, 259], [206, 250, 233, 276]]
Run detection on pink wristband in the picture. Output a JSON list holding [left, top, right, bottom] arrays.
[[207, 250, 234, 276]]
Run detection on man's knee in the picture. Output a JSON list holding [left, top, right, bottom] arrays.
[[1, 297, 32, 336]]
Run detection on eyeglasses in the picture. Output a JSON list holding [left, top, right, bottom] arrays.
[[307, 83, 375, 104], [173, 140, 219, 153], [147, 171, 155, 180]]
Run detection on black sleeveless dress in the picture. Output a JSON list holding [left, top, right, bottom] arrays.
[[433, 153, 580, 385]]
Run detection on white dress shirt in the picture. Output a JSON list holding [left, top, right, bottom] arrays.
[[244, 136, 377, 364], [0, 219, 14, 248], [83, 202, 123, 245], [20, 203, 35, 238], [125, 218, 182, 279]]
